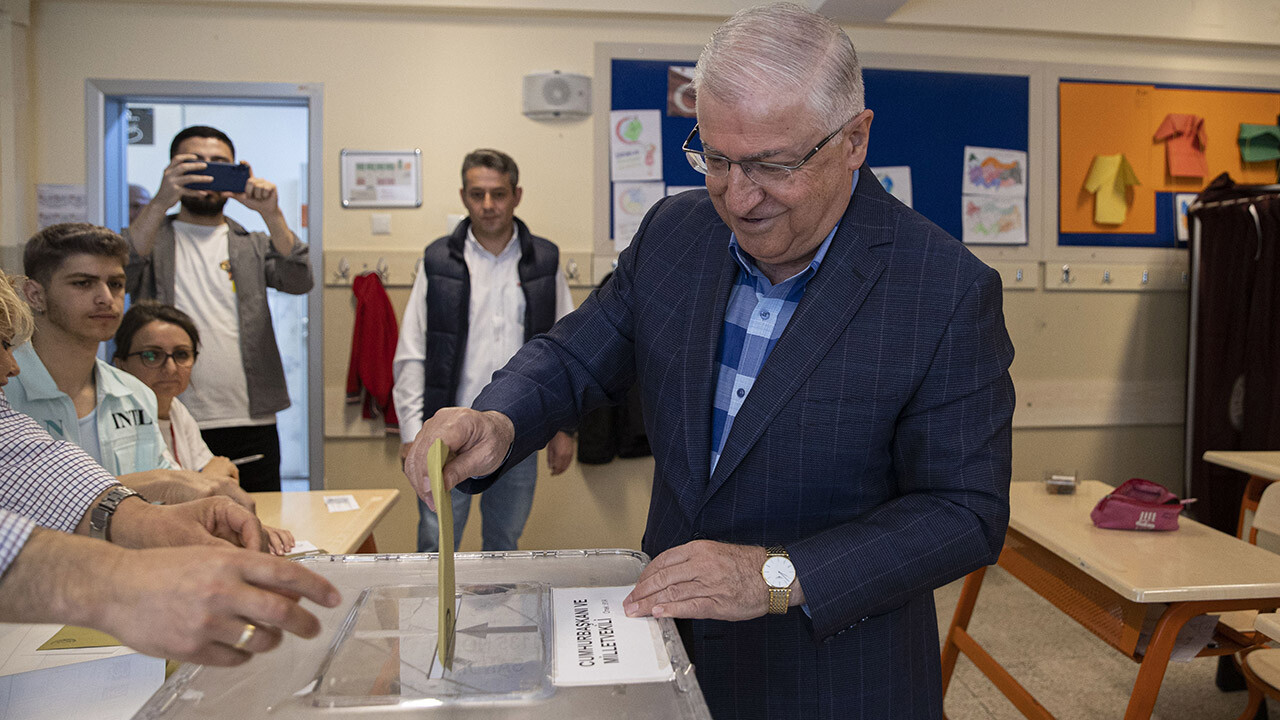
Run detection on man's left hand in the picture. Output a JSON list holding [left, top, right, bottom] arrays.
[[623, 540, 800, 621], [546, 431, 574, 476], [229, 162, 279, 216]]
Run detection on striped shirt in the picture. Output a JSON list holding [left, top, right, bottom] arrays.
[[0, 391, 119, 575], [710, 224, 839, 474]]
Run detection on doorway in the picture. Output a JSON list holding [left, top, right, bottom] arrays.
[[85, 80, 324, 490]]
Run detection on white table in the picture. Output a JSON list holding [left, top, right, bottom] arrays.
[[940, 480, 1280, 719]]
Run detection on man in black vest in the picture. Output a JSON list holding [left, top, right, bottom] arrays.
[[392, 149, 575, 552]]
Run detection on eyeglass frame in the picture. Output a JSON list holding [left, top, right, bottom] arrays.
[[123, 348, 198, 368], [680, 116, 854, 185]]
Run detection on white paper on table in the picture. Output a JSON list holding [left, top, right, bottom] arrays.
[[962, 195, 1027, 245], [610, 110, 663, 182], [323, 494, 360, 513], [961, 146, 1027, 198], [870, 166, 913, 208], [0, 652, 163, 720], [551, 586, 673, 686], [0, 624, 137, 678], [612, 182, 666, 252], [290, 539, 320, 554]]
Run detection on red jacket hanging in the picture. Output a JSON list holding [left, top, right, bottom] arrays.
[[346, 272, 400, 432]]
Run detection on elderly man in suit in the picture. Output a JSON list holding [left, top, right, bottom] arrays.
[[404, 3, 1015, 718]]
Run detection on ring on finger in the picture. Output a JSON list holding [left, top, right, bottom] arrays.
[[232, 623, 257, 651]]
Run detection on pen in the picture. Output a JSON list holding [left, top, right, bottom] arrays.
[[231, 453, 266, 466]]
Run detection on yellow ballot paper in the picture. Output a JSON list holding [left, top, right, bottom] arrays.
[[36, 625, 122, 651], [427, 438, 456, 671]]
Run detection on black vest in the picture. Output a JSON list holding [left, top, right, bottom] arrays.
[[422, 217, 560, 420]]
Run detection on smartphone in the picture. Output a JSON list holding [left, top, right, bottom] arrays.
[[185, 161, 249, 193]]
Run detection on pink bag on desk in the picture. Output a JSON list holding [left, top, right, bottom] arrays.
[[1090, 478, 1193, 531]]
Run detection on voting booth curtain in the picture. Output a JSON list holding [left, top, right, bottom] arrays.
[[1187, 174, 1280, 533]]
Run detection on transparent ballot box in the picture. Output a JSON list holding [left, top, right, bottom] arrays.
[[134, 550, 710, 719]]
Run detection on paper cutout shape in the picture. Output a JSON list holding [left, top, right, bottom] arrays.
[[427, 438, 456, 671], [1153, 113, 1208, 177], [1239, 123, 1280, 163], [1083, 154, 1142, 225]]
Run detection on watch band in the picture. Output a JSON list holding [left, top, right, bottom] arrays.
[[89, 487, 143, 542], [765, 546, 792, 615]]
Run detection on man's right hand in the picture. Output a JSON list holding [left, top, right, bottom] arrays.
[[2, 530, 343, 668], [96, 543, 341, 666], [119, 469, 255, 513], [107, 494, 265, 552], [403, 408, 515, 511], [151, 153, 213, 209]]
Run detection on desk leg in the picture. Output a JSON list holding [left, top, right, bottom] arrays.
[[1123, 602, 1201, 720], [355, 534, 378, 554], [941, 566, 987, 697]]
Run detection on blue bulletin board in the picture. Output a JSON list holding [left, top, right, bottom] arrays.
[[610, 59, 701, 187], [608, 58, 1031, 245], [862, 68, 1030, 243]]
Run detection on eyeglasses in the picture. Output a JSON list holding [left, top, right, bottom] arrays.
[[125, 348, 197, 368], [681, 119, 850, 187]]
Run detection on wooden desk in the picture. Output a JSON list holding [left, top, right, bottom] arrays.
[[1204, 451, 1280, 540], [940, 480, 1280, 720], [252, 489, 399, 554]]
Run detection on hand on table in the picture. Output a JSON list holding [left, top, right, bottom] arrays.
[[109, 495, 265, 551], [623, 540, 802, 621], [403, 407, 514, 512], [264, 525, 296, 556], [97, 544, 341, 666], [119, 469, 256, 513]]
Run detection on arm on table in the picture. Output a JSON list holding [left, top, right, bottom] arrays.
[[117, 468, 255, 512], [0, 525, 340, 666]]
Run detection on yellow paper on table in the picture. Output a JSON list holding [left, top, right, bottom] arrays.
[[427, 438, 456, 671], [37, 625, 121, 651], [1083, 153, 1142, 225]]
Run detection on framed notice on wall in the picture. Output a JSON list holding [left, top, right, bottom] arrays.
[[340, 149, 423, 208]]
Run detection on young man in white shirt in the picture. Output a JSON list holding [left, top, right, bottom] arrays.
[[125, 126, 313, 492], [8, 223, 252, 509], [393, 149, 574, 552]]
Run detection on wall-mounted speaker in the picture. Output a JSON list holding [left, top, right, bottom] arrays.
[[522, 71, 592, 120]]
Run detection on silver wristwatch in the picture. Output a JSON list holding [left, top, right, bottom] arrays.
[[89, 487, 143, 542]]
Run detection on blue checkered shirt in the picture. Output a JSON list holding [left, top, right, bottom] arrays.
[[710, 224, 840, 474], [0, 391, 119, 575]]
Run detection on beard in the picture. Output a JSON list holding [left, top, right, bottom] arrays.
[[180, 193, 228, 217]]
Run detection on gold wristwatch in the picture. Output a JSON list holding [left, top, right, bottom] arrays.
[[761, 546, 796, 615]]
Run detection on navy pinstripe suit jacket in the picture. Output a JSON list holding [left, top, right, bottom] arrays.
[[472, 169, 1015, 719]]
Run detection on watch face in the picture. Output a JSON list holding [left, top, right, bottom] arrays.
[[762, 556, 796, 589]]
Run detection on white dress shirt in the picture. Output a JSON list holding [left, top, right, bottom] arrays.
[[392, 226, 574, 444]]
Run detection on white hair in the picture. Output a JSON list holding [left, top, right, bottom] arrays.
[[693, 2, 864, 132], [0, 271, 34, 345]]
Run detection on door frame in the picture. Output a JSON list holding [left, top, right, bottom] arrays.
[[85, 79, 325, 490]]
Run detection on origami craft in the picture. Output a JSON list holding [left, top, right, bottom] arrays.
[[1084, 154, 1142, 225], [1239, 123, 1280, 163], [1153, 113, 1209, 177]]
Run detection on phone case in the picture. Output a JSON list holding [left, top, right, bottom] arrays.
[[186, 161, 249, 192]]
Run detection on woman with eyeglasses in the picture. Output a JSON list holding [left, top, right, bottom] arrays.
[[114, 300, 294, 554]]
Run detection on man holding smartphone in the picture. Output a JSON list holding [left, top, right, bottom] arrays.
[[125, 126, 313, 492]]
